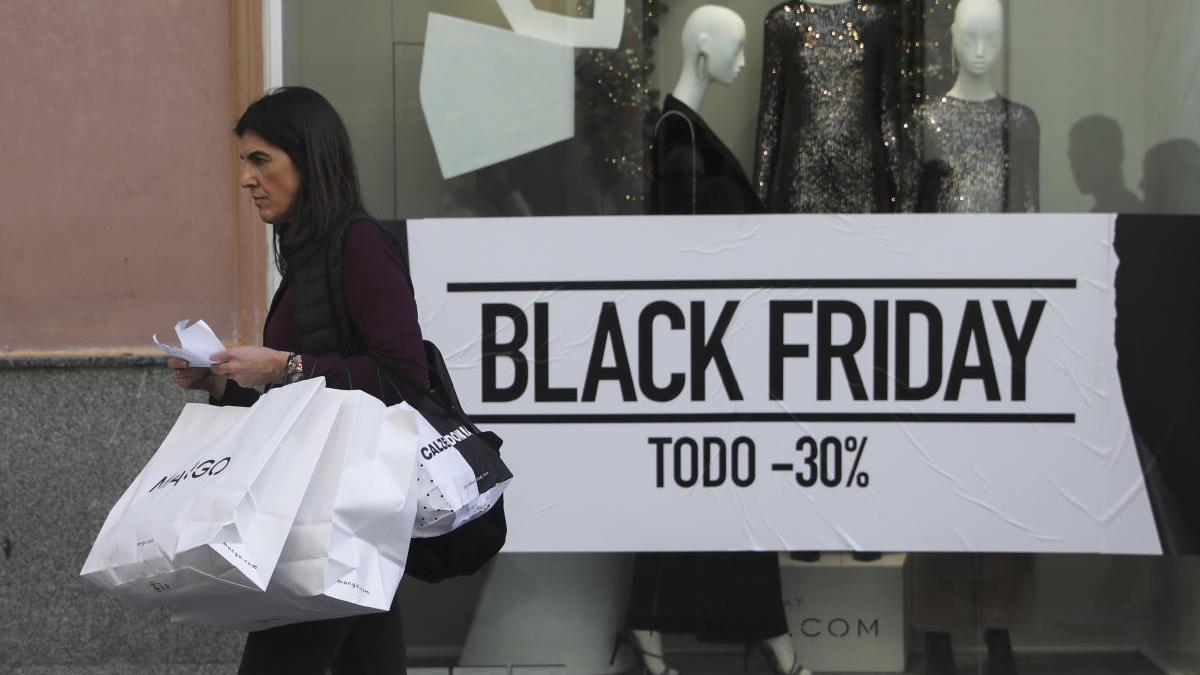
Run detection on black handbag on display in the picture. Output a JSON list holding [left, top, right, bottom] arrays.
[[328, 217, 511, 583]]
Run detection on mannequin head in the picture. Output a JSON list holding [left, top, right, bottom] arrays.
[[682, 6, 746, 86], [951, 0, 1004, 77], [672, 6, 746, 111]]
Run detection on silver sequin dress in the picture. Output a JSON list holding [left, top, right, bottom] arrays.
[[900, 95, 1040, 213], [754, 1, 902, 214]]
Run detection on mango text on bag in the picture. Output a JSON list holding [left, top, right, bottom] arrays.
[[148, 457, 232, 493]]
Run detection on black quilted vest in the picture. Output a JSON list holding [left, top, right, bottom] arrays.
[[276, 214, 368, 359]]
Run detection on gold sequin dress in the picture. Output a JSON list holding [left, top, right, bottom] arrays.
[[754, 1, 902, 214]]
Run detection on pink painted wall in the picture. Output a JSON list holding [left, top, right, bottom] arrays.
[[0, 1, 244, 352]]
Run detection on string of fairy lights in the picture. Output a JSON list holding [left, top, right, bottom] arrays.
[[574, 0, 668, 209]]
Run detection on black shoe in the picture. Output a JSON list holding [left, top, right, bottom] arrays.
[[610, 630, 680, 675], [743, 641, 812, 675], [924, 631, 955, 675], [984, 628, 1017, 675], [789, 551, 821, 562], [852, 551, 882, 562]]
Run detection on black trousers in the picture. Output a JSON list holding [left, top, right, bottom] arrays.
[[625, 552, 788, 644], [237, 589, 406, 675]]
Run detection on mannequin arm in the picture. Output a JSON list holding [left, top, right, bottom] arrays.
[[496, 0, 624, 49], [753, 9, 788, 205], [877, 4, 903, 210], [1015, 109, 1041, 212]]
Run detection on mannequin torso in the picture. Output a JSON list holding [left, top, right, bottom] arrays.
[[652, 96, 763, 215], [904, 95, 1039, 213], [753, 1, 901, 213], [653, 6, 761, 215]]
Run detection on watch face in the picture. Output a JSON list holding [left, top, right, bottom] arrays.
[[283, 353, 303, 384]]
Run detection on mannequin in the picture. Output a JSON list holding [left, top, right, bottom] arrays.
[[649, 6, 763, 216], [899, 0, 1039, 213], [753, 0, 902, 213], [631, 17, 803, 674], [904, 6, 1034, 673]]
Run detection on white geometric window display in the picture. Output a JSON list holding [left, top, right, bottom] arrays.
[[419, 0, 625, 179]]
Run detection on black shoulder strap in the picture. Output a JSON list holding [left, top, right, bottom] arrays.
[[326, 211, 370, 356], [327, 213, 434, 401]]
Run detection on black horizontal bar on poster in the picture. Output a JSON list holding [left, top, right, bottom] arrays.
[[471, 412, 1077, 424], [447, 279, 1079, 292]]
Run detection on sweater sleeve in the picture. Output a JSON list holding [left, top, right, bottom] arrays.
[[299, 219, 428, 404]]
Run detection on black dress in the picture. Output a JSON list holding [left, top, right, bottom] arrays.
[[753, 1, 902, 214], [626, 551, 789, 643], [901, 95, 1040, 213], [628, 98, 786, 644]]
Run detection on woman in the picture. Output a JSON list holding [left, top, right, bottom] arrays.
[[168, 86, 425, 674]]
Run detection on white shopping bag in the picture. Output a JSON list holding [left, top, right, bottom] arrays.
[[81, 378, 339, 609], [169, 390, 422, 631], [399, 402, 512, 538]]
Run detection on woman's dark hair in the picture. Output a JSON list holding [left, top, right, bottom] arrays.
[[234, 86, 365, 275]]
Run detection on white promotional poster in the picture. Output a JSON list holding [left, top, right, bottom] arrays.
[[407, 214, 1162, 554]]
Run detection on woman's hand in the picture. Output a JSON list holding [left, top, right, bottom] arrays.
[[210, 347, 290, 389], [167, 357, 227, 400]]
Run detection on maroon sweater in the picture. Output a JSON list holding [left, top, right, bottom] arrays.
[[218, 219, 428, 407]]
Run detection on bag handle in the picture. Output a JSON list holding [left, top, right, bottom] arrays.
[[654, 110, 699, 215], [323, 214, 489, 440], [366, 348, 434, 401], [367, 345, 497, 443]]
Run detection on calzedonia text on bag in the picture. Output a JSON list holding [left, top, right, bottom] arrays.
[[148, 457, 232, 493], [420, 426, 474, 461]]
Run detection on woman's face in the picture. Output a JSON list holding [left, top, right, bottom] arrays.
[[238, 131, 301, 224]]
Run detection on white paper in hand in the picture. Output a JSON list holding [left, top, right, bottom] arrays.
[[153, 319, 226, 367]]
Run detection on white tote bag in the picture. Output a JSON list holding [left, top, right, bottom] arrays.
[[81, 378, 339, 610], [169, 390, 422, 631]]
